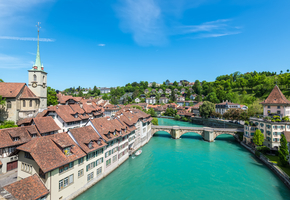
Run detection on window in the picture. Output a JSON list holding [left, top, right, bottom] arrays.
[[267, 110, 270, 114], [277, 106, 280, 109], [25, 152, 34, 160], [97, 167, 102, 177], [106, 159, 111, 167], [7, 101, 11, 109], [78, 169, 84, 178], [88, 141, 93, 149], [113, 155, 117, 163], [34, 74, 37, 82], [78, 157, 84, 165], [86, 161, 96, 172], [29, 100, 32, 107], [277, 111, 281, 114], [63, 147, 71, 155], [13, 137, 19, 141], [23, 100, 26, 107], [87, 172, 94, 182], [59, 174, 74, 190], [59, 162, 74, 173], [96, 157, 103, 166], [268, 106, 270, 109]]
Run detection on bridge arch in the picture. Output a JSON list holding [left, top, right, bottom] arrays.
[[213, 132, 237, 141]]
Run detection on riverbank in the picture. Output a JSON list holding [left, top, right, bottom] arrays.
[[240, 142, 290, 190]]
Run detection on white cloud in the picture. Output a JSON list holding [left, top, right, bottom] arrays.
[[116, 0, 167, 46], [0, 36, 55, 42], [98, 44, 106, 46], [198, 32, 241, 38]]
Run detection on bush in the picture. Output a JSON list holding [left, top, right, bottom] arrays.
[[255, 150, 261, 157], [152, 118, 158, 125], [174, 115, 180, 120], [244, 121, 249, 125], [256, 146, 270, 154], [0, 121, 18, 129], [264, 116, 271, 121], [237, 132, 243, 141], [181, 116, 188, 122], [282, 116, 290, 122]]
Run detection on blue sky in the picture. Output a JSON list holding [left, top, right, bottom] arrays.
[[1, 0, 290, 90]]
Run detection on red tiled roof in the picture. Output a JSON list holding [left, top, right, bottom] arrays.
[[17, 117, 33, 126], [4, 174, 49, 200], [33, 116, 61, 134], [0, 82, 25, 98], [90, 118, 127, 142], [17, 132, 86, 173], [69, 126, 107, 153], [19, 86, 39, 99], [0, 126, 41, 148], [261, 85, 290, 105]]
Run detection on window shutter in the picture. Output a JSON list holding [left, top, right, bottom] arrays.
[[86, 165, 89, 172]]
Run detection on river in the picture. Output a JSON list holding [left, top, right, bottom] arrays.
[[75, 118, 290, 200]]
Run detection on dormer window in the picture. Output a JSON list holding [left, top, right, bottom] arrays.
[[63, 147, 71, 156], [120, 130, 122, 135], [31, 134, 37, 138], [75, 114, 78, 118], [88, 141, 93, 149], [113, 131, 116, 136], [13, 137, 20, 141], [125, 128, 127, 133], [97, 140, 101, 145]]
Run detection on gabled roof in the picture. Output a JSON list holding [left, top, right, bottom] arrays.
[[0, 126, 41, 148], [19, 86, 39, 99], [261, 85, 290, 105], [17, 132, 86, 173], [0, 82, 25, 98], [4, 174, 49, 200], [90, 118, 127, 142], [17, 117, 33, 126], [69, 126, 107, 153], [33, 116, 61, 134]]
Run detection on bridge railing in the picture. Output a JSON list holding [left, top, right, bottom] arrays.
[[151, 125, 244, 132]]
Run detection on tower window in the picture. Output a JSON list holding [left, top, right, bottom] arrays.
[[43, 76, 45, 83], [7, 101, 11, 109], [23, 100, 26, 107], [34, 74, 37, 82], [30, 100, 32, 107]]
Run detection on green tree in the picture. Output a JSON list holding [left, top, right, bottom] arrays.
[[47, 87, 58, 106], [252, 129, 264, 146], [174, 114, 180, 120], [152, 118, 158, 125], [279, 134, 289, 167], [0, 121, 18, 129], [0, 95, 5, 107], [199, 101, 215, 119], [0, 79, 3, 82], [206, 92, 220, 103], [195, 95, 202, 102], [147, 108, 157, 117]]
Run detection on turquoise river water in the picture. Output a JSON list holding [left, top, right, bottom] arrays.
[[75, 118, 290, 200]]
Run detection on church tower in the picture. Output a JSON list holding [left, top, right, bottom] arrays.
[[28, 23, 47, 110]]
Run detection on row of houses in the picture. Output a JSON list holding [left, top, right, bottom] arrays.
[[1, 108, 153, 200]]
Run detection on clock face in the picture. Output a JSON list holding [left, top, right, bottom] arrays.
[[32, 83, 37, 88]]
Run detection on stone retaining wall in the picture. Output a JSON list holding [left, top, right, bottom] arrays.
[[190, 117, 244, 128]]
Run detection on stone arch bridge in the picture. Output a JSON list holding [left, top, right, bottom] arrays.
[[151, 125, 244, 142]]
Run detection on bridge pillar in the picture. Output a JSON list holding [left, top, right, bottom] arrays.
[[203, 130, 214, 142], [170, 126, 182, 139]]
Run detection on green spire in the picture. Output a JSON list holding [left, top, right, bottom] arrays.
[[33, 30, 42, 70]]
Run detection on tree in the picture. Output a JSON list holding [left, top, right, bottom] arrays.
[[195, 95, 202, 102], [199, 101, 215, 119], [0, 121, 18, 129], [152, 82, 157, 89], [174, 115, 180, 120], [152, 118, 158, 125], [0, 79, 3, 82], [47, 87, 58, 106], [252, 129, 264, 146], [0, 96, 5, 107], [206, 92, 220, 103], [147, 108, 157, 117], [279, 134, 289, 167]]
